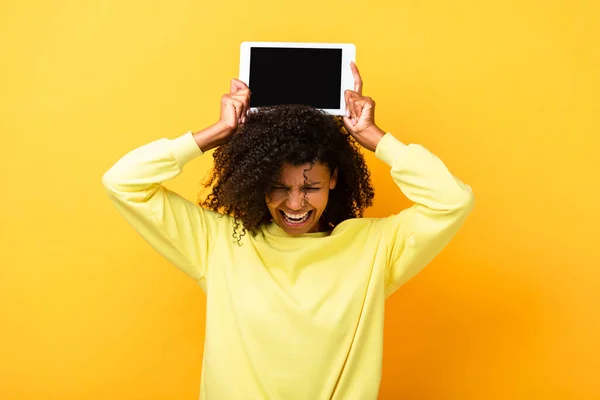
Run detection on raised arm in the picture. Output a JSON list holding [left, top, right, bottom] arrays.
[[343, 63, 475, 297], [102, 79, 251, 283], [374, 133, 474, 296]]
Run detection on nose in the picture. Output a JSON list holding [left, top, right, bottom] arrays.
[[286, 190, 305, 211]]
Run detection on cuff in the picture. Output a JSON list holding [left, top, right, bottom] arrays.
[[374, 133, 409, 167], [168, 131, 204, 168]]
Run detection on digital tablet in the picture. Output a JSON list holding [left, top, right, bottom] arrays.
[[239, 42, 356, 116]]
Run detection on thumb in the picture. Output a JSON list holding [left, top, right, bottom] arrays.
[[359, 100, 374, 117]]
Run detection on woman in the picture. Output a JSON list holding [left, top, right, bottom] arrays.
[[102, 63, 475, 399]]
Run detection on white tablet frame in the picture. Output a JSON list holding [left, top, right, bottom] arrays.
[[239, 41, 356, 116]]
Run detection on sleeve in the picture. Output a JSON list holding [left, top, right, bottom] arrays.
[[101, 131, 226, 282], [374, 133, 476, 297]]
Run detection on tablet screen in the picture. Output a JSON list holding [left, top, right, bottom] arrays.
[[249, 47, 342, 109]]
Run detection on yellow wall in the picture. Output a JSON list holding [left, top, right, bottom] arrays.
[[1, 0, 599, 398]]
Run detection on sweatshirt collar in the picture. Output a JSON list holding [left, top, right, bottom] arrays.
[[264, 221, 331, 238]]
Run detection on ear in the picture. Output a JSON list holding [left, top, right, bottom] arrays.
[[329, 168, 338, 190]]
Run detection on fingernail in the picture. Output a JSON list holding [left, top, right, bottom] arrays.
[[346, 109, 351, 117]]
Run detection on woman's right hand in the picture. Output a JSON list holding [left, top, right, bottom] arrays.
[[216, 78, 251, 134], [192, 79, 251, 152]]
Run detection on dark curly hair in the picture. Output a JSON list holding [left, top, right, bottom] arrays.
[[201, 104, 375, 241]]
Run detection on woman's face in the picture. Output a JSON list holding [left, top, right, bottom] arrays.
[[266, 162, 337, 235]]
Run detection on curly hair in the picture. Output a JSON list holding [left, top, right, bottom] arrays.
[[201, 104, 375, 241]]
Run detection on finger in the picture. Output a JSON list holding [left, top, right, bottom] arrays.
[[344, 90, 356, 119], [221, 94, 242, 108], [224, 96, 244, 124], [242, 99, 249, 123], [230, 78, 249, 94], [232, 90, 251, 106], [349, 98, 359, 126], [230, 78, 247, 92], [353, 99, 362, 123], [350, 62, 363, 95], [344, 90, 357, 124], [242, 100, 249, 123], [230, 79, 240, 94], [344, 90, 351, 118], [232, 91, 251, 122], [355, 98, 374, 122], [233, 100, 245, 125]]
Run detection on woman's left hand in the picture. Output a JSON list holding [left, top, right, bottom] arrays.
[[343, 62, 386, 152]]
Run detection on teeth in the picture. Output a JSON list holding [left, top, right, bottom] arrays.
[[283, 211, 309, 219], [281, 210, 311, 224]]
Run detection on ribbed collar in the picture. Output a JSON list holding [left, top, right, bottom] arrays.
[[263, 222, 331, 238]]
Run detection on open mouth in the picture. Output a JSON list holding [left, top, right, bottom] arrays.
[[279, 210, 312, 227]]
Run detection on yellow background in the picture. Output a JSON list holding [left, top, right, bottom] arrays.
[[1, 0, 599, 399]]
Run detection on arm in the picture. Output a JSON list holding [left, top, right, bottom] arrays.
[[342, 63, 473, 297], [374, 132, 475, 297], [101, 125, 230, 282], [101, 79, 252, 282]]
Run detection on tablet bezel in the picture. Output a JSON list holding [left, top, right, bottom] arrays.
[[239, 41, 356, 116]]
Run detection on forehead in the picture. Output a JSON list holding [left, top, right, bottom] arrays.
[[277, 162, 331, 185]]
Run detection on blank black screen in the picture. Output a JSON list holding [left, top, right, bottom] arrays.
[[249, 48, 342, 109]]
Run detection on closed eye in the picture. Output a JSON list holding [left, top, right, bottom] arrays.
[[271, 186, 321, 192]]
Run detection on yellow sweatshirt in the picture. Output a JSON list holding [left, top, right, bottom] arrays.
[[102, 131, 474, 400]]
